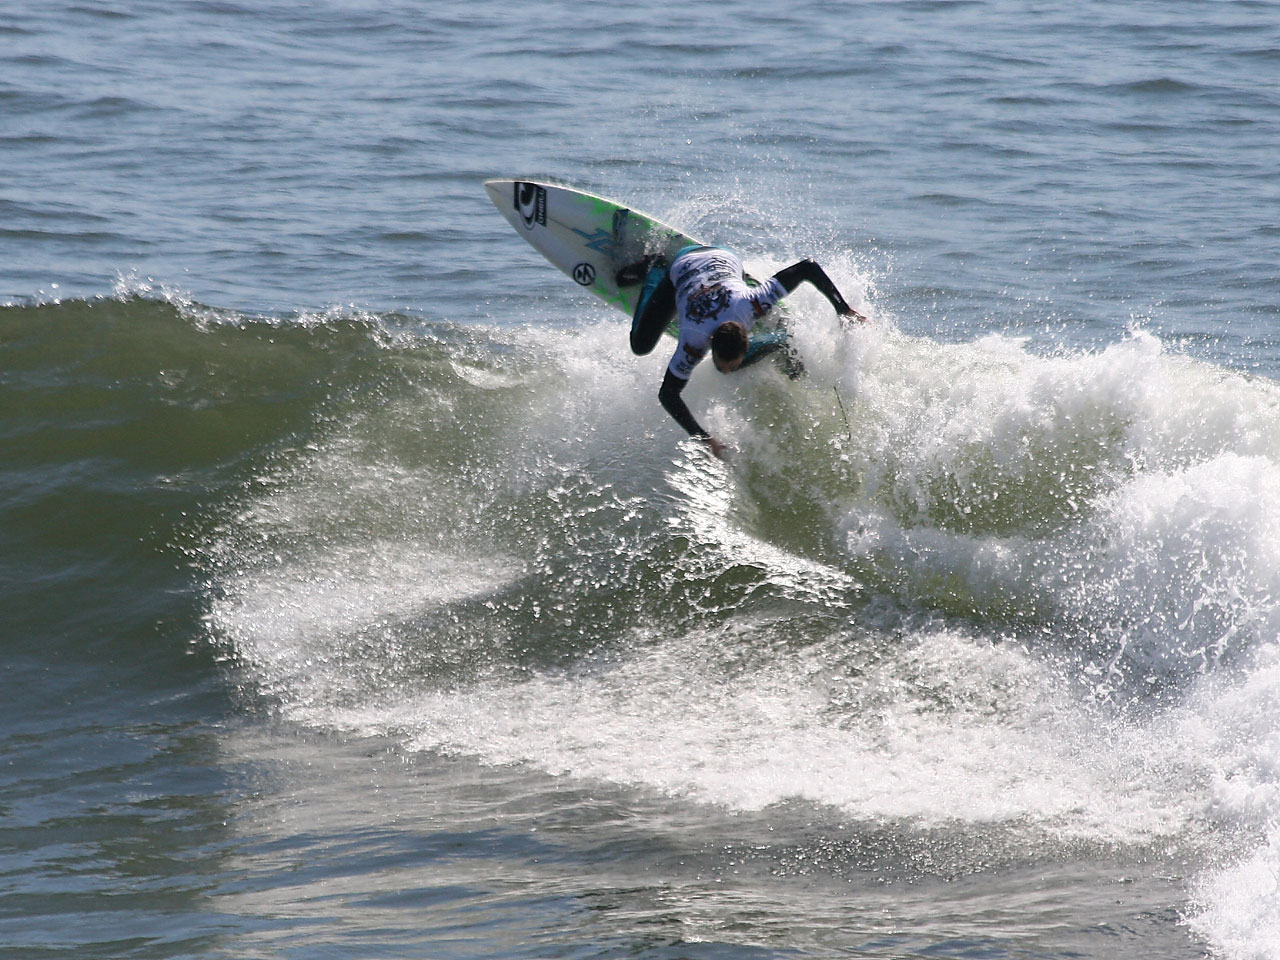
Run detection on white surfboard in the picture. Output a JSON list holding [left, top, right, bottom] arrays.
[[483, 179, 701, 320]]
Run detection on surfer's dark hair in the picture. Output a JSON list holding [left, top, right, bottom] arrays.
[[710, 322, 748, 362]]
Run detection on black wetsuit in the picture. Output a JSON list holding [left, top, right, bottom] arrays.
[[624, 246, 855, 440]]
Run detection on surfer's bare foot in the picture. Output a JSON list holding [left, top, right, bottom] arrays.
[[615, 255, 665, 286]]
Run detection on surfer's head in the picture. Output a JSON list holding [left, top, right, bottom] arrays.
[[711, 321, 748, 373]]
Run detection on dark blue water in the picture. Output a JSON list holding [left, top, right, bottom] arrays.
[[5, 2, 1280, 957]]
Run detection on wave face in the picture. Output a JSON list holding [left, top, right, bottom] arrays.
[[7, 293, 1280, 955]]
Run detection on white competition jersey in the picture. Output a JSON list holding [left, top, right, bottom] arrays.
[[666, 247, 786, 379]]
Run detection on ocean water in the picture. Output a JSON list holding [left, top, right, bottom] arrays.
[[4, 1, 1280, 957]]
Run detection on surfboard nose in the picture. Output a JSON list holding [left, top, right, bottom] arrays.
[[483, 179, 510, 211]]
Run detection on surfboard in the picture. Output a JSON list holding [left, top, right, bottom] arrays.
[[483, 179, 787, 346], [483, 179, 698, 321]]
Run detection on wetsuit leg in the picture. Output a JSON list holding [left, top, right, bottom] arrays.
[[742, 329, 786, 368], [630, 262, 675, 356], [742, 329, 804, 379]]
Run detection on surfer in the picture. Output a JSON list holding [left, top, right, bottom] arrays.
[[621, 245, 864, 459]]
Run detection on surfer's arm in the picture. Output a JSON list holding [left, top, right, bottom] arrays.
[[659, 370, 709, 438], [772, 259, 866, 322], [659, 370, 726, 458]]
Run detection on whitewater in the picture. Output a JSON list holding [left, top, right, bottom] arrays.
[[177, 280, 1280, 956]]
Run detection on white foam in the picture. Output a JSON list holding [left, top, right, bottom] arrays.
[[202, 315, 1280, 957], [208, 540, 517, 703], [802, 324, 1280, 957], [1192, 828, 1280, 960], [1176, 644, 1280, 958], [302, 621, 1196, 849]]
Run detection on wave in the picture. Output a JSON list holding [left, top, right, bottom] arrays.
[[6, 290, 1280, 956]]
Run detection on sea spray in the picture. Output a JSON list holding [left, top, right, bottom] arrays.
[[163, 299, 1280, 959]]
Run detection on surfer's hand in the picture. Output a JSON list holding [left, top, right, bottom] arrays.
[[840, 306, 868, 324], [703, 436, 730, 461]]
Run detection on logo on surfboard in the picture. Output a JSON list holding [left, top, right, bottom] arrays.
[[572, 262, 596, 286], [514, 182, 546, 230]]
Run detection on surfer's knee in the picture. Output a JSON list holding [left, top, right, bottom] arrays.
[[630, 264, 674, 356], [631, 326, 661, 355]]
